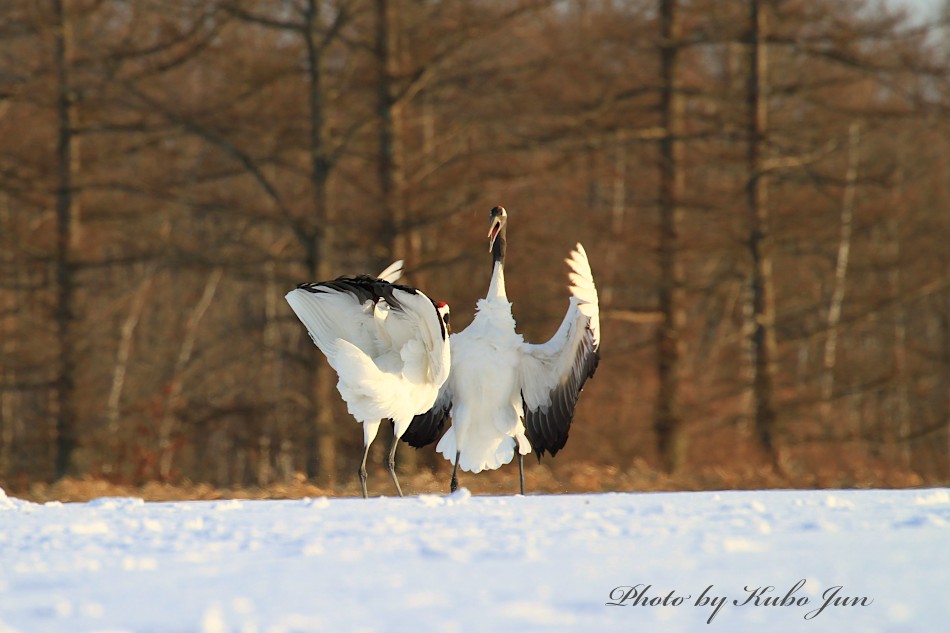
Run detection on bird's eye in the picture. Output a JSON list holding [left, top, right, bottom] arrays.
[[442, 312, 450, 324]]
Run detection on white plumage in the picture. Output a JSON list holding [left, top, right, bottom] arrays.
[[424, 206, 600, 493], [375, 259, 404, 284], [285, 267, 450, 498], [435, 297, 529, 474]]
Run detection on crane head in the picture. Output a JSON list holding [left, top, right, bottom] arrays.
[[488, 205, 508, 252], [435, 301, 451, 335]]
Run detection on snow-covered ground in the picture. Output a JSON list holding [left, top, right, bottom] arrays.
[[1, 485, 947, 632]]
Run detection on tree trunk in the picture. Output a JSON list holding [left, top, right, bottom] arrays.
[[52, 0, 81, 480], [157, 267, 222, 481], [304, 0, 338, 487], [821, 122, 860, 417], [887, 155, 910, 467], [0, 193, 16, 477], [106, 266, 155, 477], [745, 0, 779, 466], [376, 0, 419, 476], [942, 288, 950, 480], [261, 246, 282, 484], [655, 0, 688, 473], [602, 134, 626, 307], [377, 0, 405, 260]]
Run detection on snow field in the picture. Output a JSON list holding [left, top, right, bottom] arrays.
[[1, 486, 948, 632]]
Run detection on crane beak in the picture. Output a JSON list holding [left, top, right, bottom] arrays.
[[488, 220, 501, 252], [488, 205, 507, 252], [488, 207, 508, 253], [436, 301, 451, 335]]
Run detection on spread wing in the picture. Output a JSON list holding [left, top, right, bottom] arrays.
[[285, 276, 383, 359], [518, 244, 600, 459], [285, 275, 449, 406]]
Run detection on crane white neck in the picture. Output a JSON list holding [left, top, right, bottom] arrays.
[[487, 260, 507, 301]]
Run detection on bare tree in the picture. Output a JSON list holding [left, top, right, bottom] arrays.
[[105, 267, 156, 452], [655, 0, 688, 473], [744, 0, 779, 467], [205, 0, 363, 485], [0, 192, 16, 477], [0, 0, 948, 491], [374, 0, 421, 475], [821, 122, 861, 413], [158, 267, 223, 480], [301, 0, 344, 486], [51, 0, 81, 479]]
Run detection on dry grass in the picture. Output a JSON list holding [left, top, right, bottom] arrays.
[[7, 457, 936, 504]]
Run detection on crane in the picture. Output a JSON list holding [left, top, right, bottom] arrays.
[[285, 269, 451, 498], [414, 206, 600, 493]]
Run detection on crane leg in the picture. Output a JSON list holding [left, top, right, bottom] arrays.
[[387, 433, 404, 497], [516, 449, 524, 495], [357, 442, 370, 499], [450, 450, 461, 493]]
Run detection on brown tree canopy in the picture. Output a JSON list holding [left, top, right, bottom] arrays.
[[1, 0, 948, 493]]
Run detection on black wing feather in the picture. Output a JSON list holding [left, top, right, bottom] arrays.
[[398, 401, 451, 448], [523, 324, 600, 460], [297, 275, 446, 340]]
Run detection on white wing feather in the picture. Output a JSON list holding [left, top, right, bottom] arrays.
[[285, 280, 450, 431], [284, 288, 379, 359], [518, 243, 600, 457], [376, 260, 404, 283]]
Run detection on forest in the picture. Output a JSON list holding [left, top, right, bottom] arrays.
[[1, 0, 949, 497]]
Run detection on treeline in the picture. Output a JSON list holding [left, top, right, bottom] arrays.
[[1, 0, 948, 490]]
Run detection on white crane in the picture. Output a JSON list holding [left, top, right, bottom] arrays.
[[414, 206, 600, 493], [285, 267, 451, 498]]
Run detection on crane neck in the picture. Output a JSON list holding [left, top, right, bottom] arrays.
[[486, 228, 507, 301]]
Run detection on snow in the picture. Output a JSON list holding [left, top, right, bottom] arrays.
[[1, 485, 947, 632]]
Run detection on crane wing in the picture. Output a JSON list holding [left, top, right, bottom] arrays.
[[519, 244, 600, 459], [286, 277, 381, 359], [376, 259, 404, 283], [285, 275, 449, 391], [399, 380, 452, 448]]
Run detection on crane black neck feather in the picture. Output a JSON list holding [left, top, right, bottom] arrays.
[[486, 206, 509, 301], [492, 224, 507, 268]]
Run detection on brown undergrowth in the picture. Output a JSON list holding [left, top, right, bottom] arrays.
[[8, 457, 935, 504]]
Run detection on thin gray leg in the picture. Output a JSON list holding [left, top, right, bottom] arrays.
[[450, 450, 461, 493], [517, 449, 524, 495], [357, 443, 370, 499], [387, 433, 404, 497]]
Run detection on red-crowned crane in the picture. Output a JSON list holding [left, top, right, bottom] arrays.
[[285, 267, 451, 498], [415, 206, 600, 494]]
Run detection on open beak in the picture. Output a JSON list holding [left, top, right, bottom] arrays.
[[488, 219, 502, 252], [488, 206, 506, 252]]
